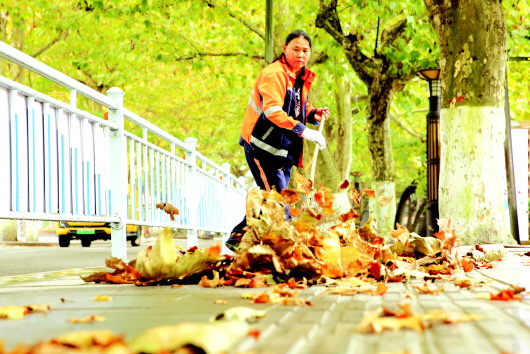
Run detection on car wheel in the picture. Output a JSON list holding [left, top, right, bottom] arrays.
[[81, 236, 92, 247], [130, 236, 140, 247], [58, 235, 71, 247], [130, 226, 141, 247]]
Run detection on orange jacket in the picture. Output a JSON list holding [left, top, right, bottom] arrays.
[[240, 57, 318, 167]]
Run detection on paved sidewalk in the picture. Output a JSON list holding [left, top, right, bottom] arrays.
[[1, 248, 529, 354]]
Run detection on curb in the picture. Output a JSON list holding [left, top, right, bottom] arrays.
[[0, 267, 109, 286]]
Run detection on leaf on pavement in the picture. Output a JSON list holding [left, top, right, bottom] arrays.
[[68, 315, 106, 324], [92, 295, 112, 301], [130, 321, 250, 354], [460, 258, 475, 272], [490, 288, 524, 301], [135, 227, 224, 281], [325, 282, 387, 296], [0, 305, 50, 320], [413, 283, 445, 295], [213, 306, 267, 323], [24, 330, 127, 352], [357, 306, 479, 333]]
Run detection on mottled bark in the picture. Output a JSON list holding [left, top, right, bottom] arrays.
[[425, 0, 514, 244]]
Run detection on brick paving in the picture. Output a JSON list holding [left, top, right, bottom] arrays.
[[0, 248, 529, 354]]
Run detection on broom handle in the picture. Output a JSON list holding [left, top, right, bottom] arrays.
[[309, 117, 326, 182]]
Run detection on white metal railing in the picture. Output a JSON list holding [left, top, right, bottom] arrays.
[[0, 41, 246, 259]]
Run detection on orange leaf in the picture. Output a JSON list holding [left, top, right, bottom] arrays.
[[248, 330, 261, 339], [374, 282, 388, 295], [155, 202, 180, 221], [363, 189, 376, 198], [350, 189, 362, 205], [490, 289, 521, 301], [252, 293, 271, 303], [337, 179, 350, 190], [213, 299, 229, 305], [460, 258, 475, 272], [339, 209, 360, 222], [289, 207, 301, 217], [369, 261, 383, 280], [281, 189, 301, 205]]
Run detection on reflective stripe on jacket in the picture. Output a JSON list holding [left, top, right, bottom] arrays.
[[240, 57, 318, 168]]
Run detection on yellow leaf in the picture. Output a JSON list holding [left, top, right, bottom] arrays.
[[68, 315, 106, 324], [92, 295, 112, 301], [135, 226, 178, 279], [0, 305, 50, 320], [129, 322, 249, 354], [0, 306, 27, 319], [135, 227, 223, 281], [53, 330, 122, 348]]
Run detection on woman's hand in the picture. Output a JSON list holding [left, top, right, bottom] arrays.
[[315, 107, 330, 122]]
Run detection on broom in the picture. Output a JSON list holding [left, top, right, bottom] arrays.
[[309, 116, 326, 183]]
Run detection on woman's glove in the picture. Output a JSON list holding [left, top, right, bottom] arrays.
[[301, 128, 326, 149]]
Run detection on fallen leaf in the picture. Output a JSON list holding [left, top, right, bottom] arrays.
[[156, 202, 180, 221], [92, 295, 112, 301], [68, 315, 106, 324], [0, 305, 50, 320], [337, 179, 349, 190], [213, 306, 267, 323], [281, 189, 301, 205], [490, 289, 522, 301], [357, 306, 479, 333], [129, 322, 249, 354], [363, 189, 376, 198], [413, 283, 445, 295], [460, 258, 475, 272]]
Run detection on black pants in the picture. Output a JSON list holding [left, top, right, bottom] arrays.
[[226, 143, 292, 248]]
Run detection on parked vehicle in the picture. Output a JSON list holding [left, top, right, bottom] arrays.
[[56, 222, 141, 247]]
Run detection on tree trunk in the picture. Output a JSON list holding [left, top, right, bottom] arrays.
[[334, 72, 353, 181], [366, 80, 398, 235], [426, 0, 514, 244]]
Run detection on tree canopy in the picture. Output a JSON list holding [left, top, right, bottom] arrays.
[[0, 0, 528, 196]]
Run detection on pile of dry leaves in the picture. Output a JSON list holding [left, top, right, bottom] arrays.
[[82, 172, 497, 288]]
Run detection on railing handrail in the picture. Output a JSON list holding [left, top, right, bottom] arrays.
[[0, 75, 117, 129], [0, 41, 117, 109]]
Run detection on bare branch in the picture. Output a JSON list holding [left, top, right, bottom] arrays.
[[379, 18, 408, 52], [389, 111, 427, 143], [316, 0, 372, 84], [176, 52, 263, 61], [202, 0, 264, 40], [31, 30, 68, 58]]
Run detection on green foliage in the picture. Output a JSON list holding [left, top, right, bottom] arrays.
[[0, 0, 527, 187]]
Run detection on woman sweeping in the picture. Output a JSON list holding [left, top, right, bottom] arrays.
[[227, 29, 330, 251]]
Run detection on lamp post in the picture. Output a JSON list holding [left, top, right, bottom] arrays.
[[417, 68, 441, 236]]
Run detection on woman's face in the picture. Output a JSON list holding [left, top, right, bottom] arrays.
[[283, 36, 311, 72]]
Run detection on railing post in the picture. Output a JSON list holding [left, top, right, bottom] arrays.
[[185, 137, 198, 248], [106, 87, 128, 261], [221, 162, 232, 254]]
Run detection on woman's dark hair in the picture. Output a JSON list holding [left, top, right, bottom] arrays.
[[272, 30, 312, 63], [284, 30, 312, 48]]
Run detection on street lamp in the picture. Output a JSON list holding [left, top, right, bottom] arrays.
[[417, 68, 441, 236]]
